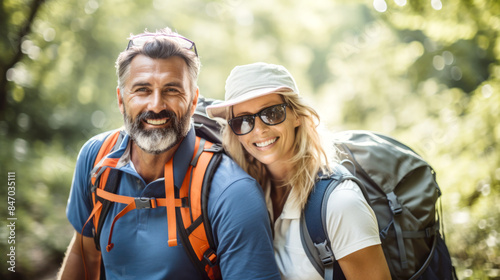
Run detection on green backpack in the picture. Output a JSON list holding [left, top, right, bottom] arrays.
[[300, 130, 457, 280]]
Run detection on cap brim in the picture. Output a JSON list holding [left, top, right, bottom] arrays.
[[206, 87, 295, 119]]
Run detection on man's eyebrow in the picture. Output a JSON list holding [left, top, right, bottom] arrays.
[[163, 81, 183, 88], [130, 81, 184, 89], [131, 82, 151, 88]]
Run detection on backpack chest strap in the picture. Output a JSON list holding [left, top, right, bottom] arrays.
[[94, 186, 187, 252], [95, 187, 186, 208]]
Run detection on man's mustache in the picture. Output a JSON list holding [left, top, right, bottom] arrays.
[[137, 110, 176, 122]]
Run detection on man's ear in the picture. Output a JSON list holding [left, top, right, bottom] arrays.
[[117, 87, 124, 115], [190, 87, 200, 116]]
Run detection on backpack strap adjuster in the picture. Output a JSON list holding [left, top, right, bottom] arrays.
[[314, 240, 334, 266], [203, 248, 218, 268], [181, 197, 189, 208], [135, 197, 157, 209]]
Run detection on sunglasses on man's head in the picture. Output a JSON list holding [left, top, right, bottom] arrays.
[[228, 103, 288, 136], [126, 34, 198, 57]]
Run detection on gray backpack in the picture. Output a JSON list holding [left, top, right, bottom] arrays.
[[300, 130, 457, 279]]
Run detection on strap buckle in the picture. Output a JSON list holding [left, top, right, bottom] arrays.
[[135, 197, 157, 209], [314, 240, 334, 266], [203, 248, 218, 268], [387, 192, 403, 215], [90, 183, 98, 193]]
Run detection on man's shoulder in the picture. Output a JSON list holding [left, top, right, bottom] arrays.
[[208, 154, 261, 198], [85, 129, 126, 149], [212, 154, 256, 185], [89, 129, 125, 144], [77, 129, 124, 164]]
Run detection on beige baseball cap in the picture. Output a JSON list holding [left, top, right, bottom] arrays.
[[206, 62, 299, 119]]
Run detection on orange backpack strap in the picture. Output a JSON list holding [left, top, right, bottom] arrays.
[[176, 137, 224, 280], [81, 130, 124, 250]]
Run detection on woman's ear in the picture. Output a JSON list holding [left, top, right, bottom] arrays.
[[293, 113, 301, 128]]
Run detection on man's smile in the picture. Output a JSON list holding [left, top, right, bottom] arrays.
[[145, 118, 169, 126]]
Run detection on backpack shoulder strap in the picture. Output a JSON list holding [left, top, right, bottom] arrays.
[[93, 130, 124, 165], [87, 130, 125, 249], [176, 137, 224, 280], [300, 164, 361, 280], [300, 177, 339, 280]]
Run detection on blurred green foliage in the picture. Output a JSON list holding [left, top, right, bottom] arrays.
[[1, 0, 499, 279]]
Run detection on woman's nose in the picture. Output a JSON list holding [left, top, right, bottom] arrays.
[[252, 116, 268, 133]]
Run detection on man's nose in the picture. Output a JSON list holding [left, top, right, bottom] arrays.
[[148, 90, 167, 113]]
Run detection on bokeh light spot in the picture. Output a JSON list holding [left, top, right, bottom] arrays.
[[482, 84, 493, 98], [373, 0, 387, 12], [433, 55, 445, 70], [431, 0, 442, 10]]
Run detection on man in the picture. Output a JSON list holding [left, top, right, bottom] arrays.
[[58, 27, 280, 279]]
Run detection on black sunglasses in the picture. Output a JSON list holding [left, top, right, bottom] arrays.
[[228, 103, 288, 136], [126, 34, 198, 57]]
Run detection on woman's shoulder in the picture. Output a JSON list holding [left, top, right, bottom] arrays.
[[327, 179, 370, 212]]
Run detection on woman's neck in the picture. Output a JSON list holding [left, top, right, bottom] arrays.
[[264, 159, 296, 222], [266, 161, 294, 184], [270, 182, 292, 223]]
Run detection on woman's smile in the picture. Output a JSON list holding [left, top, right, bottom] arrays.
[[254, 137, 279, 148]]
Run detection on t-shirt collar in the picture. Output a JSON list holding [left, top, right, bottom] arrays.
[[105, 126, 196, 190]]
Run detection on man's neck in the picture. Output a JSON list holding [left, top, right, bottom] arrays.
[[130, 142, 180, 184]]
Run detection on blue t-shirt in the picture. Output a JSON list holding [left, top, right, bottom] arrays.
[[66, 128, 280, 279]]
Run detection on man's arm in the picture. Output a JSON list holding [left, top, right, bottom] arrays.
[[60, 134, 111, 279], [58, 232, 101, 280]]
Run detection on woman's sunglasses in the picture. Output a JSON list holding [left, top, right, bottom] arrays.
[[228, 103, 288, 136]]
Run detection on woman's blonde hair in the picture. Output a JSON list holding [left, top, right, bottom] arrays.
[[220, 92, 332, 210]]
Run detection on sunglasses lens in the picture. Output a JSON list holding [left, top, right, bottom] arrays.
[[260, 105, 286, 125], [230, 116, 254, 135], [127, 35, 197, 56], [130, 36, 150, 48], [164, 36, 195, 50]]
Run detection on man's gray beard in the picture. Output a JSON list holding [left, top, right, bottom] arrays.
[[123, 107, 192, 155]]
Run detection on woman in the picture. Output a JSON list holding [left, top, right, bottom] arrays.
[[206, 62, 391, 280]]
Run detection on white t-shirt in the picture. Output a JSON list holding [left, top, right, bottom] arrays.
[[265, 180, 381, 280]]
